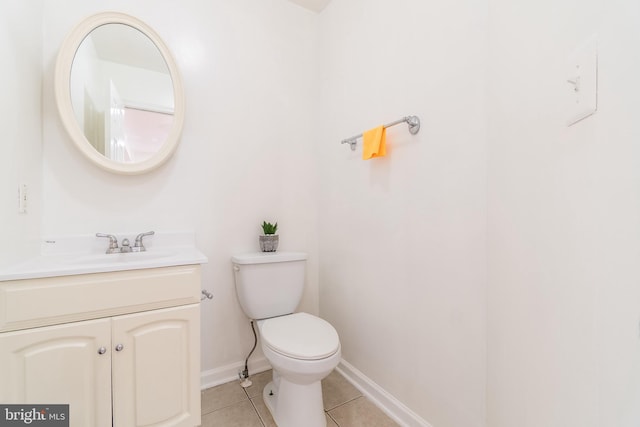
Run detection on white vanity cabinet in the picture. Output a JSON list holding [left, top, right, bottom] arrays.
[[0, 265, 202, 427]]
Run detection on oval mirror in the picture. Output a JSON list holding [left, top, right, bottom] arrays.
[[55, 12, 185, 175]]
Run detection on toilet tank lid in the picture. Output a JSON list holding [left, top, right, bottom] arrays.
[[231, 252, 307, 265]]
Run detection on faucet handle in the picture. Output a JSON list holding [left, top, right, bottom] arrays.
[[133, 231, 155, 252], [96, 233, 119, 254]]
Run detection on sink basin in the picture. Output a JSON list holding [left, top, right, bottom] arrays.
[[56, 250, 175, 266]]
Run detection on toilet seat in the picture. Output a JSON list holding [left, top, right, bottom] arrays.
[[259, 313, 340, 361]]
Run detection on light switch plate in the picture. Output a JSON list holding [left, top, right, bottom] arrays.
[[566, 35, 598, 126]]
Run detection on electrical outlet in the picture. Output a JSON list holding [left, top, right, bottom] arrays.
[[18, 183, 27, 214]]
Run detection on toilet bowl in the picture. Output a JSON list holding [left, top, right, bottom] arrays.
[[231, 252, 341, 427], [258, 313, 341, 427]]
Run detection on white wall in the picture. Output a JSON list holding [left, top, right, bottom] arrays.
[[9, 1, 640, 425], [0, 1, 43, 268], [317, 1, 488, 426], [487, 0, 640, 426], [41, 0, 320, 378]]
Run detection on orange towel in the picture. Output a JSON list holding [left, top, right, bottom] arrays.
[[362, 125, 386, 160]]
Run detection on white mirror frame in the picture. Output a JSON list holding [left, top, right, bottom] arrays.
[[54, 12, 185, 175]]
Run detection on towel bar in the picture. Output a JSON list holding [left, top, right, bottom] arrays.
[[340, 115, 420, 151]]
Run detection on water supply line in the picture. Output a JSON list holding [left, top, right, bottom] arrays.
[[239, 320, 257, 388]]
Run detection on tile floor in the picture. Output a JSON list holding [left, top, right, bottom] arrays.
[[200, 369, 399, 427]]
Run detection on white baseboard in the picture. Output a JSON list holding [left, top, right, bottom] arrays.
[[200, 357, 271, 390], [336, 359, 433, 427]]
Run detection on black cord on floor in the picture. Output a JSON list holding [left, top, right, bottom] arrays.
[[242, 320, 257, 379]]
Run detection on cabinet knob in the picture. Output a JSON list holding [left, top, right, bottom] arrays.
[[97, 347, 107, 355], [115, 344, 124, 352]]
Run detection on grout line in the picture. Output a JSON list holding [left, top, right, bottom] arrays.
[[200, 399, 249, 417], [200, 398, 253, 419], [327, 410, 341, 427], [325, 395, 363, 412], [248, 397, 267, 427], [201, 403, 242, 417], [200, 382, 251, 416], [242, 386, 251, 399]]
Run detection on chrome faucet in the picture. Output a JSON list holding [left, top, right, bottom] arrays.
[[133, 231, 155, 252], [96, 233, 119, 254], [97, 231, 155, 254]]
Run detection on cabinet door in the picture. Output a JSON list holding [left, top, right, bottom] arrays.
[[0, 318, 112, 427], [112, 304, 201, 427]]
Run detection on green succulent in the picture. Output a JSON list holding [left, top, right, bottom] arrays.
[[261, 221, 278, 235]]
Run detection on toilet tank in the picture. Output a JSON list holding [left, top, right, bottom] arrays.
[[232, 252, 307, 320]]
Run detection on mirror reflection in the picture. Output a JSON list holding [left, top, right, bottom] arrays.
[[70, 24, 174, 164]]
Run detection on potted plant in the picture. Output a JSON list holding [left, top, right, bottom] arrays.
[[259, 221, 279, 252]]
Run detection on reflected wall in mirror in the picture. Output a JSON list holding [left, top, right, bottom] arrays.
[[71, 24, 174, 163], [55, 13, 185, 175]]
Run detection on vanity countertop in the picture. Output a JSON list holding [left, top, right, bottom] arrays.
[[0, 232, 208, 281]]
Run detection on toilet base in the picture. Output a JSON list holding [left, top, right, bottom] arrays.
[[263, 379, 326, 427]]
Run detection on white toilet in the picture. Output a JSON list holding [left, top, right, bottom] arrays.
[[232, 252, 341, 427]]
